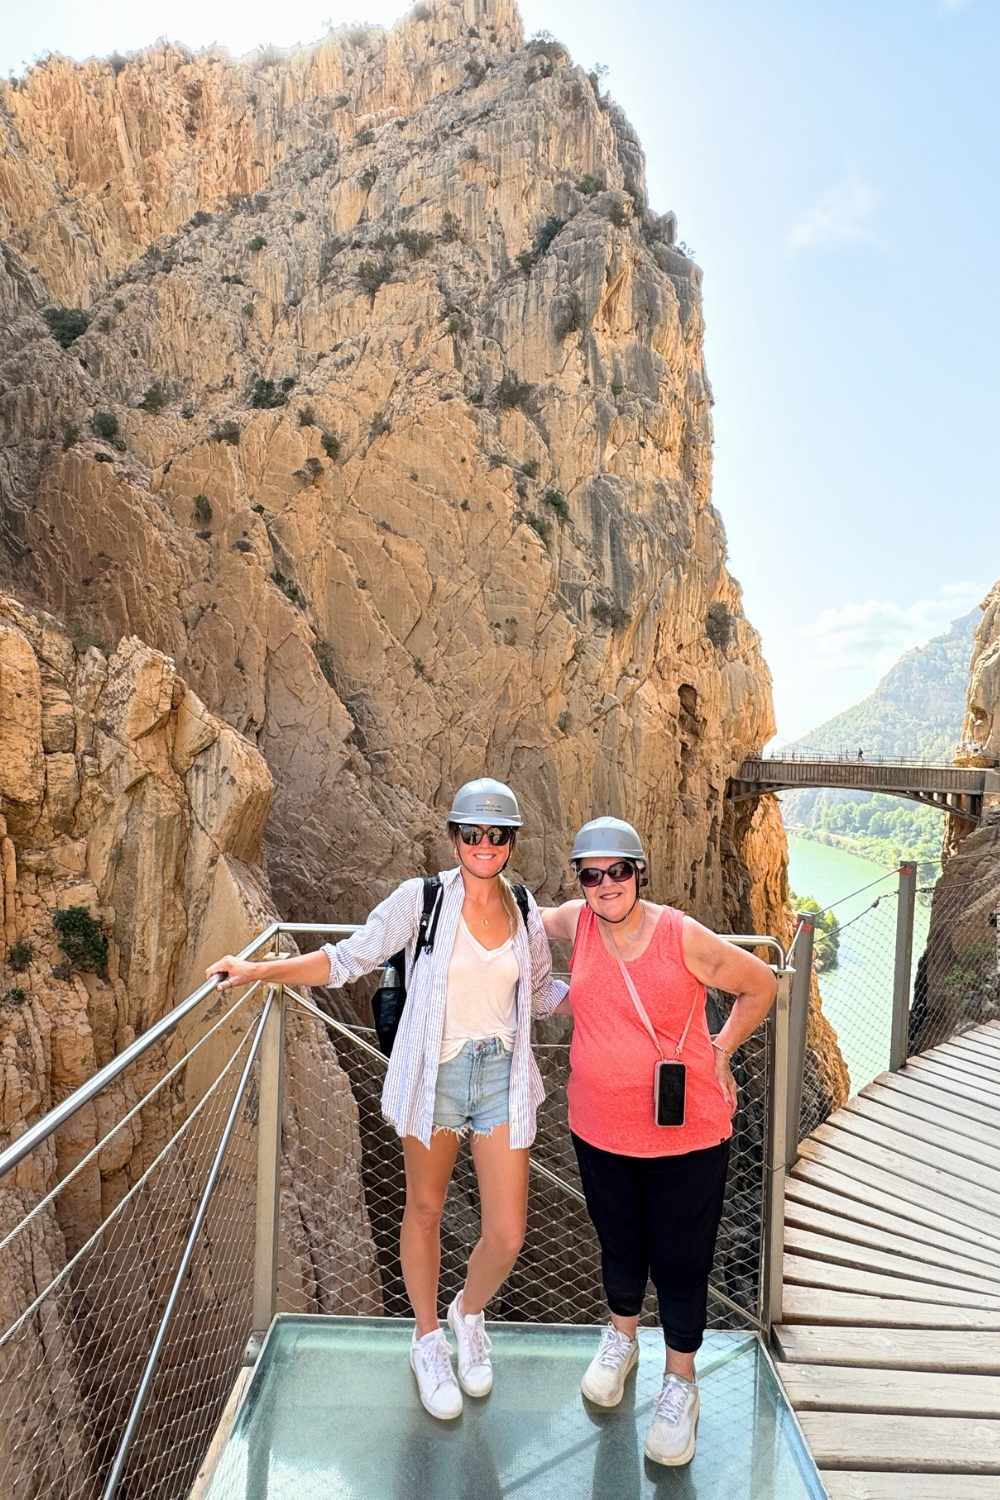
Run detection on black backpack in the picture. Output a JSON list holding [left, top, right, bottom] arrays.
[[371, 876, 531, 1056]]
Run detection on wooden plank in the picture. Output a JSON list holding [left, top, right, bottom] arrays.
[[903, 1057, 1000, 1114], [784, 1182, 1000, 1281], [773, 1325, 1000, 1374], [821, 1474, 1000, 1500], [789, 1158, 1000, 1261], [775, 1361, 1000, 1417], [946, 1034, 1000, 1067], [783, 1253, 1000, 1309], [934, 1040, 1000, 1079], [797, 1410, 1000, 1472], [782, 1286, 1000, 1330], [847, 1093, 1000, 1166], [832, 1100, 1000, 1181], [909, 1051, 1000, 1093], [959, 1027, 1000, 1057], [784, 1226, 1000, 1299], [809, 1121, 1000, 1221], [874, 1070, 1000, 1128]]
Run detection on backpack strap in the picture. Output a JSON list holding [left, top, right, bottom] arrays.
[[413, 875, 443, 963], [511, 883, 530, 931]]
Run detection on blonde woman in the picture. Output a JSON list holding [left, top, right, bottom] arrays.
[[207, 778, 565, 1421]]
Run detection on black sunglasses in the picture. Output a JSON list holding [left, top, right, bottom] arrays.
[[457, 824, 515, 847], [577, 860, 638, 888]]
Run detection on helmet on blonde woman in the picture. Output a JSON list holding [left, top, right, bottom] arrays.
[[570, 816, 646, 871], [448, 777, 523, 827]]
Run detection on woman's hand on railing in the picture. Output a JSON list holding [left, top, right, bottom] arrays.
[[206, 956, 263, 992]]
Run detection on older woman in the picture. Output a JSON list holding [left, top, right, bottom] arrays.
[[541, 816, 776, 1468], [208, 778, 566, 1422]]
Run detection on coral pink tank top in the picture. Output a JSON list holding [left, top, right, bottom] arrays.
[[567, 905, 734, 1157]]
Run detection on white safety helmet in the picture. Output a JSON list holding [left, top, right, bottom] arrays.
[[448, 777, 523, 827], [570, 816, 646, 869]]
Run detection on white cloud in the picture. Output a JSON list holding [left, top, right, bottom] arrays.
[[788, 173, 882, 252], [800, 582, 987, 672]]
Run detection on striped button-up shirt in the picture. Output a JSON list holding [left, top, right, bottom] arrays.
[[322, 866, 567, 1148]]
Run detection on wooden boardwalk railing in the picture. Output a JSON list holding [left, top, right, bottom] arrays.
[[774, 1019, 1000, 1499]]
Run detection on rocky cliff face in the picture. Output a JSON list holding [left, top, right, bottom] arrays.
[[0, 594, 378, 1496], [912, 582, 1000, 1052], [0, 0, 793, 942]]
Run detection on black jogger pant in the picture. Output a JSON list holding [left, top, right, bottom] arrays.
[[571, 1132, 731, 1353]]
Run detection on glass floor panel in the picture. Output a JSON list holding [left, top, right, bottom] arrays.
[[202, 1317, 825, 1500]]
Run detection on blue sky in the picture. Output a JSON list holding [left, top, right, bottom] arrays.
[[4, 1, 997, 740]]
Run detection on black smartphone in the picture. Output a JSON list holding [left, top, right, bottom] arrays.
[[654, 1061, 687, 1126]]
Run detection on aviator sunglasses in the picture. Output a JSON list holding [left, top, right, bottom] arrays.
[[457, 824, 515, 847], [577, 860, 638, 888]]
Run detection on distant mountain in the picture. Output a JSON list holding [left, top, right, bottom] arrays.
[[781, 610, 979, 875]]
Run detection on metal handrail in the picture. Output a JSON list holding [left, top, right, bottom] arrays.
[[0, 922, 279, 1184], [101, 991, 275, 1499], [0, 920, 788, 1189]]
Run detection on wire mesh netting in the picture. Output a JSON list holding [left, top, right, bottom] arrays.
[[910, 873, 1000, 1054], [0, 987, 264, 1500], [0, 936, 780, 1500], [792, 864, 1000, 1147], [278, 977, 771, 1335]]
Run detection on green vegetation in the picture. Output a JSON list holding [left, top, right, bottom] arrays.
[[543, 489, 570, 522], [525, 513, 552, 544], [8, 941, 32, 971], [576, 174, 603, 196], [781, 609, 978, 879], [591, 598, 629, 630], [211, 421, 241, 445], [92, 410, 125, 450], [272, 570, 306, 608], [53, 906, 108, 976], [139, 382, 167, 413], [321, 431, 341, 460], [2, 987, 27, 1007], [358, 257, 392, 295], [359, 165, 378, 191], [247, 234, 267, 252], [250, 377, 293, 409], [193, 494, 212, 524], [789, 893, 840, 972], [43, 306, 91, 349], [495, 374, 533, 410], [62, 422, 80, 450]]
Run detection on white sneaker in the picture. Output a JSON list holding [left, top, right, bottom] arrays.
[[644, 1373, 700, 1466], [409, 1328, 463, 1420], [580, 1323, 639, 1407], [446, 1293, 493, 1397]]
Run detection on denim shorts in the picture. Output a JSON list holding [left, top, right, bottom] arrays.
[[432, 1038, 512, 1136]]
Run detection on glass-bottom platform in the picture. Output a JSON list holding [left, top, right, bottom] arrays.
[[202, 1317, 824, 1499]]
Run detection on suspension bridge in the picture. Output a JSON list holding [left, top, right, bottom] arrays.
[[729, 753, 999, 821]]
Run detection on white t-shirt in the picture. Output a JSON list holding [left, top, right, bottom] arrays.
[[440, 916, 519, 1063]]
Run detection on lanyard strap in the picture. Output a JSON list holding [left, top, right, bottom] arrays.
[[615, 953, 698, 1061]]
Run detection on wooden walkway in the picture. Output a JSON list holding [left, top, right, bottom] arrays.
[[774, 1019, 1000, 1500]]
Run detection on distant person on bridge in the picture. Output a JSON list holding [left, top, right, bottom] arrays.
[[207, 778, 566, 1423], [857, 747, 864, 760], [541, 818, 776, 1468]]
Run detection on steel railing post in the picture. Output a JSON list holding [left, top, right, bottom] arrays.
[[253, 983, 286, 1337], [785, 920, 814, 1166], [761, 967, 792, 1337], [890, 863, 917, 1072]]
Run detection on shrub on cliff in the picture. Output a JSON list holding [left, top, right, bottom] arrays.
[[706, 601, 734, 651], [92, 410, 125, 450], [53, 906, 108, 977], [544, 490, 570, 523], [139, 382, 167, 414], [495, 374, 533, 411], [8, 941, 32, 972], [591, 598, 629, 630], [358, 258, 392, 295], [193, 494, 213, 524], [43, 307, 91, 348], [247, 234, 267, 253], [211, 421, 241, 445], [321, 431, 341, 459]]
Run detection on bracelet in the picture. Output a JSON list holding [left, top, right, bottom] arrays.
[[710, 1037, 733, 1059]]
